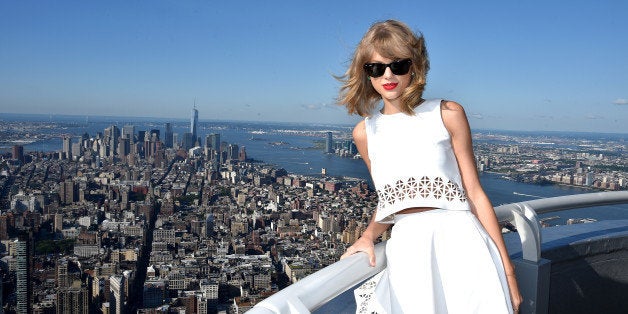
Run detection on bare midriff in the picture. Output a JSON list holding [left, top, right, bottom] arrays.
[[396, 207, 438, 215]]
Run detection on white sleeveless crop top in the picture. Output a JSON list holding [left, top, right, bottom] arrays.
[[365, 99, 470, 224]]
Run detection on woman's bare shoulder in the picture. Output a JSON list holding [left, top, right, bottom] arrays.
[[441, 100, 465, 112], [440, 100, 470, 135], [353, 120, 367, 141]]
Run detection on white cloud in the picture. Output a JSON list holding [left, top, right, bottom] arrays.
[[301, 102, 342, 111], [585, 114, 604, 120], [470, 113, 483, 119], [533, 115, 554, 120], [613, 98, 628, 105], [302, 104, 321, 110]]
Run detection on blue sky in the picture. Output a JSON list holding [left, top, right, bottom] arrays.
[[1, 0, 627, 133]]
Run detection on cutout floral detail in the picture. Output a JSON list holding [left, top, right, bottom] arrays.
[[432, 177, 444, 198], [377, 176, 467, 209], [406, 177, 418, 199], [354, 270, 385, 314], [355, 279, 377, 314], [394, 180, 406, 202]]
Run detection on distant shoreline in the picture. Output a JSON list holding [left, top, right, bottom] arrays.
[[2, 112, 627, 136], [483, 171, 618, 192]]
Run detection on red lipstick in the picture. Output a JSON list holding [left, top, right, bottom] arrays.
[[383, 83, 398, 90]]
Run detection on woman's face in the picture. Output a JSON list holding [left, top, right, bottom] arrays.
[[367, 51, 412, 105]]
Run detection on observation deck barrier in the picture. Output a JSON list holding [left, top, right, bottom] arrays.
[[248, 191, 628, 314]]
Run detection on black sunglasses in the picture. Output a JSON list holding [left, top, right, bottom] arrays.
[[363, 59, 412, 77]]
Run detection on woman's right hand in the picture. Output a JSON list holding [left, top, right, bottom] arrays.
[[341, 236, 376, 267]]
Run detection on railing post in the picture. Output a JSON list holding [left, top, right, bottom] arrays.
[[499, 202, 550, 314], [513, 257, 551, 314], [510, 203, 542, 262]]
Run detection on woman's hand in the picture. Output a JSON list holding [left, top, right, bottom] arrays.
[[341, 236, 376, 267], [507, 274, 523, 313]]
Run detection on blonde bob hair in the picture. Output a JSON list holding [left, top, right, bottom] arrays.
[[338, 20, 430, 117]]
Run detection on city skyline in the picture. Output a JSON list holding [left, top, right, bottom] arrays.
[[1, 69, 626, 311], [1, 111, 626, 312], [1, 1, 627, 133]]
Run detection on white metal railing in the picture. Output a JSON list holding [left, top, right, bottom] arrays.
[[494, 190, 628, 262], [248, 190, 628, 313], [247, 243, 387, 314]]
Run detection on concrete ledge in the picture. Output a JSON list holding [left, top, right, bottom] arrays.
[[504, 220, 628, 314]]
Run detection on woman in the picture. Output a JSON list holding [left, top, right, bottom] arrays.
[[338, 20, 522, 313]]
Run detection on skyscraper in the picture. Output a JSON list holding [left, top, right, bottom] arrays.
[[172, 133, 179, 149], [144, 132, 163, 159], [0, 215, 8, 240], [165, 123, 173, 148], [56, 286, 89, 314], [15, 232, 33, 314], [191, 106, 199, 144], [239, 146, 247, 161], [118, 137, 130, 157], [228, 144, 239, 160], [56, 258, 69, 288], [207, 133, 221, 165], [143, 281, 166, 308], [54, 213, 63, 232], [149, 129, 160, 140], [182, 132, 195, 151], [110, 275, 125, 314], [62, 136, 72, 159], [60, 179, 77, 205], [325, 132, 334, 154], [12, 145, 24, 163], [138, 130, 146, 142], [72, 142, 82, 160], [347, 140, 357, 155], [107, 125, 120, 157], [208, 133, 221, 152], [205, 213, 215, 238], [122, 125, 135, 141]]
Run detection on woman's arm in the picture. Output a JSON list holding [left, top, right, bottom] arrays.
[[441, 100, 522, 312], [340, 120, 390, 266]]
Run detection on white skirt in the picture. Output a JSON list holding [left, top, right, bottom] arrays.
[[355, 209, 513, 314]]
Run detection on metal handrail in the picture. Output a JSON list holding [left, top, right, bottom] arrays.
[[248, 190, 628, 313], [493, 191, 628, 262], [249, 243, 387, 314]]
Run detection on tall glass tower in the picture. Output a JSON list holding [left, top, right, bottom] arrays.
[[122, 125, 135, 141], [191, 107, 199, 143], [16, 232, 33, 314], [208, 133, 221, 152], [62, 136, 72, 159], [165, 123, 173, 148], [325, 132, 334, 154]]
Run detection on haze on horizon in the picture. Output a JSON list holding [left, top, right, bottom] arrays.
[[0, 0, 626, 134]]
